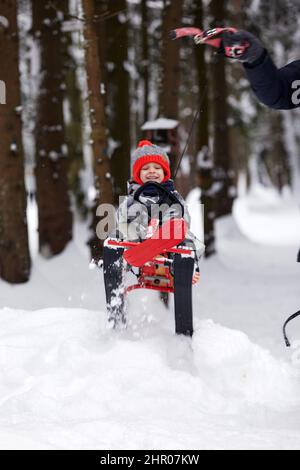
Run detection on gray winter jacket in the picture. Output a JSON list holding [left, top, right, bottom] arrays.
[[114, 181, 205, 261]]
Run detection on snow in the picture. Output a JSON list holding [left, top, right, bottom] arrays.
[[0, 16, 9, 29], [141, 118, 179, 131], [10, 142, 17, 153], [1, 189, 300, 449], [234, 185, 300, 245]]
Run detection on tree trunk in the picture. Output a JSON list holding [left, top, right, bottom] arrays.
[[63, 27, 86, 219], [104, 0, 131, 201], [210, 0, 235, 218], [267, 112, 291, 192], [141, 0, 149, 124], [32, 0, 73, 257], [82, 0, 114, 261], [228, 0, 250, 190], [194, 0, 215, 257], [158, 0, 183, 190], [0, 0, 31, 283], [160, 0, 182, 120]]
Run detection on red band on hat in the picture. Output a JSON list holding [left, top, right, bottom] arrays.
[[132, 154, 171, 185]]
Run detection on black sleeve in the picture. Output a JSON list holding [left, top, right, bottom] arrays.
[[243, 50, 300, 110]]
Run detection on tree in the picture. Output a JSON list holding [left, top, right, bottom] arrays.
[[104, 0, 131, 201], [209, 0, 235, 218], [159, 0, 183, 187], [32, 0, 73, 257], [227, 0, 251, 190], [141, 0, 149, 124], [0, 0, 31, 283], [244, 0, 299, 192], [193, 0, 216, 257], [63, 23, 86, 218], [82, 0, 114, 261], [252, 0, 292, 193], [267, 112, 291, 192], [160, 0, 182, 121]]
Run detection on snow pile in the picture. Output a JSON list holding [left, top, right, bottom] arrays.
[[193, 321, 298, 410], [0, 306, 299, 450]]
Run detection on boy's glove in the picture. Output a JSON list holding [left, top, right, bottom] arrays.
[[221, 30, 264, 63]]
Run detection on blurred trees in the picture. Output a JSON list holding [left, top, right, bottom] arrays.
[[32, 0, 73, 257], [141, 0, 149, 124], [160, 0, 182, 121], [103, 0, 131, 202], [160, 0, 182, 179], [193, 0, 215, 257], [82, 0, 114, 261], [209, 0, 235, 218], [0, 0, 31, 283], [63, 14, 86, 219]]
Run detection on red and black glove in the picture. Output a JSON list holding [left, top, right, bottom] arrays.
[[221, 30, 265, 63]]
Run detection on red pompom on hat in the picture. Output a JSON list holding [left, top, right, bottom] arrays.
[[131, 140, 171, 185]]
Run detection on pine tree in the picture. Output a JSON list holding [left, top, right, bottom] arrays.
[[32, 0, 73, 257], [104, 0, 131, 202], [209, 0, 235, 217], [160, 0, 182, 121], [159, 0, 183, 188], [0, 0, 31, 283], [63, 21, 86, 218], [193, 0, 216, 257], [141, 0, 149, 124], [82, 0, 114, 261]]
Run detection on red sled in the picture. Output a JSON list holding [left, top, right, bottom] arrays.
[[123, 218, 187, 267], [106, 218, 200, 294], [103, 183, 201, 336]]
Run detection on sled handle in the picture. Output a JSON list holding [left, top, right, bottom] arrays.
[[107, 239, 192, 255]]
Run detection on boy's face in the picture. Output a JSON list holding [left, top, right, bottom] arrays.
[[140, 162, 165, 183]]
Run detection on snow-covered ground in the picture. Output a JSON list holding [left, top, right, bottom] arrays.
[[0, 186, 300, 450]]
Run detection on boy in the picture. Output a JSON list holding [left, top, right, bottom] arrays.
[[103, 140, 204, 333]]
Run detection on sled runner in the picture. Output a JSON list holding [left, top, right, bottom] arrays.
[[105, 235, 199, 336], [107, 237, 200, 294]]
